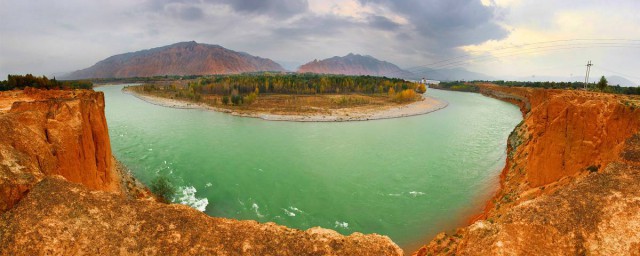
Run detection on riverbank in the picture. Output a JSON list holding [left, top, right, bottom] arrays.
[[123, 89, 448, 122]]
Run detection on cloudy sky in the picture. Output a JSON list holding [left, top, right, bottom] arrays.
[[1, 0, 639, 83]]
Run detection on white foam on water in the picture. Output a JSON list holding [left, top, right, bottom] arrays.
[[283, 208, 296, 217], [252, 203, 264, 218], [289, 206, 303, 213], [205, 182, 212, 187], [408, 191, 426, 197], [176, 186, 209, 212], [387, 193, 402, 197], [334, 221, 349, 229]]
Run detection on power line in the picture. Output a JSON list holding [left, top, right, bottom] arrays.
[[430, 44, 640, 69], [385, 43, 639, 77], [417, 39, 640, 69], [380, 39, 640, 79], [426, 42, 640, 69]]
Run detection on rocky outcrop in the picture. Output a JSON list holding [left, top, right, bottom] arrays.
[[415, 85, 640, 255], [297, 53, 414, 78], [479, 85, 640, 188], [0, 88, 402, 255], [0, 176, 402, 256], [64, 41, 285, 79], [0, 88, 120, 213]]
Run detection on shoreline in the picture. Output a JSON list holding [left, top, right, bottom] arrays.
[[123, 89, 449, 122]]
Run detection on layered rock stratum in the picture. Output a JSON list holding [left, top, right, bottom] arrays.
[[415, 84, 640, 255], [297, 53, 413, 78], [64, 41, 285, 79], [0, 88, 402, 255]]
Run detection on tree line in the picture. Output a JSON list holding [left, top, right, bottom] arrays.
[[0, 74, 93, 91], [136, 73, 426, 105], [435, 77, 640, 95], [192, 73, 423, 95]]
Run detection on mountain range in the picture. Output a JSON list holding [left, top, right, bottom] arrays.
[[62, 41, 638, 86]]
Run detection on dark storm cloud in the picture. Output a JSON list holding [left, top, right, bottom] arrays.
[[175, 5, 205, 21], [218, 0, 309, 18], [359, 0, 508, 47], [148, 0, 308, 20], [273, 15, 359, 40], [367, 15, 400, 31]]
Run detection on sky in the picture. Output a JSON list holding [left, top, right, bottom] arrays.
[[1, 0, 639, 84]]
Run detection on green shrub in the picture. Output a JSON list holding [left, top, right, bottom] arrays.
[[150, 175, 176, 203]]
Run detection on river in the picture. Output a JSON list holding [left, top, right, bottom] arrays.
[[96, 85, 522, 251]]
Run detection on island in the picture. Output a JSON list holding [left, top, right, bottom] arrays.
[[123, 73, 448, 121]]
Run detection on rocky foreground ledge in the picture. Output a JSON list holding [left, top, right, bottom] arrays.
[[0, 88, 402, 256], [415, 84, 640, 255], [1, 176, 401, 255]]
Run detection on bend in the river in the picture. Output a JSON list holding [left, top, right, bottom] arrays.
[[97, 85, 522, 251]]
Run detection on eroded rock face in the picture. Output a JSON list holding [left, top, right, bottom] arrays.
[[0, 176, 403, 256], [480, 85, 640, 187], [0, 88, 119, 213], [415, 85, 640, 255]]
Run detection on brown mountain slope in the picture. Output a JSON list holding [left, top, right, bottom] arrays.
[[64, 41, 285, 79], [415, 85, 640, 255], [297, 53, 414, 78]]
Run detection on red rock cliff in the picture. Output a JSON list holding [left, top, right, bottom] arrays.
[[0, 88, 119, 212], [480, 84, 640, 187], [415, 85, 640, 255]]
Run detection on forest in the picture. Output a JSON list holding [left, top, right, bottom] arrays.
[[135, 73, 426, 106], [0, 74, 93, 91]]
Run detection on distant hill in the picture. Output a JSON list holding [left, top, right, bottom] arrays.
[[605, 75, 637, 87], [405, 67, 495, 81], [63, 41, 285, 79], [275, 60, 304, 72], [297, 53, 413, 78]]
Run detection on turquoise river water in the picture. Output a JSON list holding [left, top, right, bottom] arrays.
[[97, 85, 522, 252]]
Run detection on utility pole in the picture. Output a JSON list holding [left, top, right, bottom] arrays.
[[584, 60, 593, 89]]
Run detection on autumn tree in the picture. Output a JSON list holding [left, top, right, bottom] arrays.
[[417, 84, 427, 93], [388, 87, 396, 97]]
